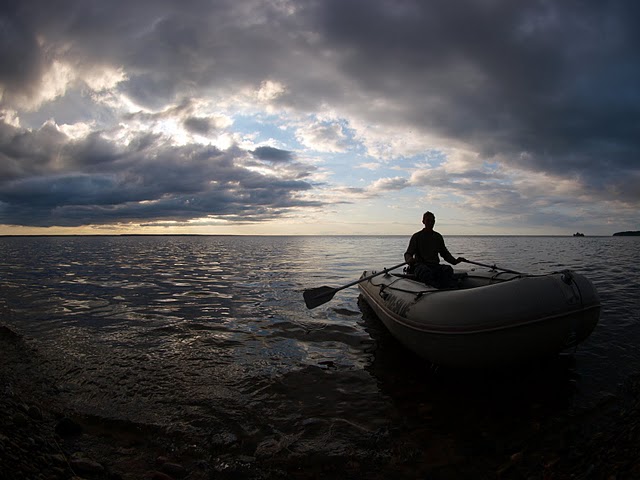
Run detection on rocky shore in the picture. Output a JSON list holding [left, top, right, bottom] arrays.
[[3, 321, 640, 479], [1, 324, 216, 480]]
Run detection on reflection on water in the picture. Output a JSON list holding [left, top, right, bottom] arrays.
[[359, 295, 584, 469], [1, 235, 639, 474]]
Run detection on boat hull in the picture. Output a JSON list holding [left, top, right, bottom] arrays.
[[358, 268, 600, 369]]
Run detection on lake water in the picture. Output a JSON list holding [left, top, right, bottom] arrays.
[[1, 235, 639, 476]]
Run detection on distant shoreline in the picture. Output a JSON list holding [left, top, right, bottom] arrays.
[[0, 233, 622, 238], [613, 231, 640, 236]]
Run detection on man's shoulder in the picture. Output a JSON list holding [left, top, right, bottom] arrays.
[[415, 229, 441, 237], [411, 229, 442, 244]]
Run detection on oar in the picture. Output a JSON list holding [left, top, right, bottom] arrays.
[[303, 262, 407, 309], [461, 259, 522, 275]]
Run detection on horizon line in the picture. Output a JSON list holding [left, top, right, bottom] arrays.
[[0, 233, 621, 238]]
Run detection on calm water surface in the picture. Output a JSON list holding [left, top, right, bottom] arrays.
[[1, 235, 639, 473]]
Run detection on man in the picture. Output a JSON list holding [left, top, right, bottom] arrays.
[[404, 211, 465, 288]]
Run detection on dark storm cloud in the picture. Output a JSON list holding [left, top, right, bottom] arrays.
[[0, 11, 43, 94], [184, 117, 213, 135], [0, 121, 319, 227], [0, 0, 638, 227], [251, 146, 294, 163], [0, 121, 67, 180]]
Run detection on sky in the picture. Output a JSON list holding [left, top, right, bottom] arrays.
[[1, 0, 638, 236]]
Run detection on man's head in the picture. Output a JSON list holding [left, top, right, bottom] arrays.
[[422, 211, 435, 230]]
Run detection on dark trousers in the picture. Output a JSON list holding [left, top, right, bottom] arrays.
[[414, 263, 455, 288]]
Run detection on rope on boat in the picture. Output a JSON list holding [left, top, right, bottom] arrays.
[[368, 271, 526, 300], [374, 277, 426, 300], [370, 276, 456, 302], [559, 269, 585, 350]]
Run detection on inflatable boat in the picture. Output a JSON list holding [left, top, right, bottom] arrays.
[[357, 266, 600, 369]]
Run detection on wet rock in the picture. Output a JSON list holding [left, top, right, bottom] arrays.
[[51, 466, 67, 477], [255, 437, 282, 457], [161, 462, 186, 477], [70, 457, 104, 474], [4, 384, 14, 397], [236, 455, 256, 464], [209, 431, 238, 449], [115, 446, 138, 456], [148, 472, 174, 480], [0, 325, 21, 339], [510, 451, 524, 464], [46, 453, 67, 465], [194, 459, 210, 470], [55, 417, 83, 437], [27, 405, 43, 420], [13, 412, 28, 426]]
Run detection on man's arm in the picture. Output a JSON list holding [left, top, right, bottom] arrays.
[[404, 233, 417, 264], [438, 235, 460, 265]]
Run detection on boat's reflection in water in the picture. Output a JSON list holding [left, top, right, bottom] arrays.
[[358, 295, 581, 473]]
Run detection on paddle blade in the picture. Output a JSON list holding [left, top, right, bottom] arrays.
[[303, 286, 337, 309]]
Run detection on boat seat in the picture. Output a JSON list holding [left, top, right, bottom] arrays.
[[395, 273, 417, 280], [397, 271, 467, 286]]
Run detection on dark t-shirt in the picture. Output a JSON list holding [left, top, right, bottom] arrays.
[[405, 229, 457, 265]]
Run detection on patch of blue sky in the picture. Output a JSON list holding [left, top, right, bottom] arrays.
[[481, 159, 501, 172], [323, 151, 445, 189], [425, 150, 447, 167], [335, 117, 359, 139], [389, 150, 446, 171], [232, 114, 301, 150], [316, 152, 368, 183]]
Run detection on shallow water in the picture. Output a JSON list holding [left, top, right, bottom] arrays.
[[1, 235, 639, 471]]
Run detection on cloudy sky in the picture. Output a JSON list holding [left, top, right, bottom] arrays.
[[1, 0, 638, 235]]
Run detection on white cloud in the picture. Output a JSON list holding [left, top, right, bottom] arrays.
[[58, 121, 95, 140], [369, 176, 410, 192], [348, 117, 453, 161], [357, 161, 381, 170], [255, 80, 287, 102], [0, 109, 21, 128], [295, 120, 349, 153], [5, 61, 128, 112], [83, 65, 128, 92], [16, 60, 74, 111]]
